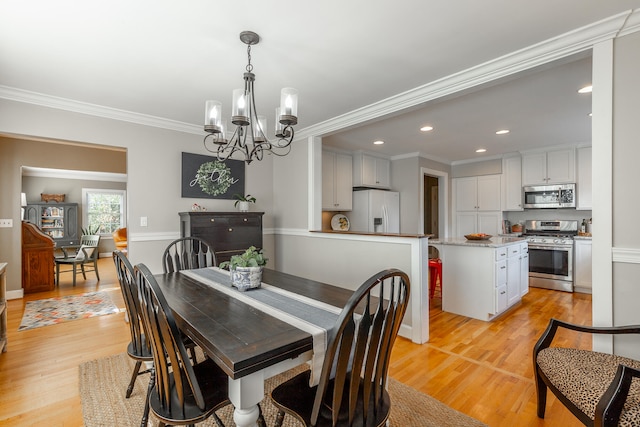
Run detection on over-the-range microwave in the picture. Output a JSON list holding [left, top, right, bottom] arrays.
[[523, 183, 576, 209]]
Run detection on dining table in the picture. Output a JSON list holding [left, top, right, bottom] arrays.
[[154, 267, 355, 427]]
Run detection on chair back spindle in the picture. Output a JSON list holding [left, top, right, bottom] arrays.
[[162, 237, 217, 274]]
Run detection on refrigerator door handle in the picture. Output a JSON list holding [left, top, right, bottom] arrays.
[[382, 205, 388, 232]]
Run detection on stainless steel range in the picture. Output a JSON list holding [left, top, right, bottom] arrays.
[[523, 220, 578, 292]]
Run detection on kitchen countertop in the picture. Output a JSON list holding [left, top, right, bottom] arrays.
[[574, 234, 592, 240], [314, 230, 433, 239], [430, 236, 527, 248]]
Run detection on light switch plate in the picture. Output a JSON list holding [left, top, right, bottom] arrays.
[[0, 219, 13, 227], [140, 216, 148, 227]]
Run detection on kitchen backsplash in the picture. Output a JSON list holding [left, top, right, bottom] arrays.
[[505, 209, 593, 230]]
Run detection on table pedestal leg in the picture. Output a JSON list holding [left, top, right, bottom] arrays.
[[229, 372, 264, 427]]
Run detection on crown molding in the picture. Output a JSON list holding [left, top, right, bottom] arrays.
[[0, 85, 202, 135], [297, 10, 636, 140], [21, 166, 126, 182]]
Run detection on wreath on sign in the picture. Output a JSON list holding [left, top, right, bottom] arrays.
[[195, 161, 235, 196]]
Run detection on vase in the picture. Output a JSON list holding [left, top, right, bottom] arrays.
[[230, 266, 262, 291], [238, 201, 249, 212]]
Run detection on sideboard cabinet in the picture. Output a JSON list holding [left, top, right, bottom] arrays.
[[179, 212, 264, 265], [25, 202, 79, 246]]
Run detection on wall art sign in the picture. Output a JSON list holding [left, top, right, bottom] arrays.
[[181, 152, 245, 199]]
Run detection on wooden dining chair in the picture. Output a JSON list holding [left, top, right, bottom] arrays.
[[134, 263, 233, 427], [534, 318, 640, 426], [162, 236, 217, 274], [54, 235, 100, 286], [113, 250, 154, 427], [269, 269, 410, 427]]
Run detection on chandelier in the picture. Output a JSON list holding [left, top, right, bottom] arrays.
[[203, 31, 298, 164]]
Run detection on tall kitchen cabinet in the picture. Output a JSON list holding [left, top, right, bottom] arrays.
[[322, 150, 352, 211], [522, 148, 575, 186], [502, 156, 523, 211], [576, 146, 592, 210], [24, 202, 79, 246], [352, 152, 390, 189], [179, 212, 263, 265], [453, 175, 501, 237]]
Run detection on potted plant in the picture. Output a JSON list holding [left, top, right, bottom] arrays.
[[220, 246, 267, 291], [233, 194, 256, 212]]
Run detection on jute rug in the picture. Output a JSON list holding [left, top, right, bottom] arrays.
[[18, 291, 120, 331], [80, 353, 487, 427]]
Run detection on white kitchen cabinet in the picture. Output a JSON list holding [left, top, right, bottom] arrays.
[[520, 243, 529, 297], [522, 148, 575, 185], [506, 244, 521, 306], [454, 175, 501, 236], [439, 240, 523, 321], [502, 156, 523, 211], [352, 152, 390, 189], [574, 238, 592, 293], [576, 146, 592, 210], [322, 150, 353, 211]]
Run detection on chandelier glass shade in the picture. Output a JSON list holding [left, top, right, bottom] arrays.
[[203, 31, 298, 163]]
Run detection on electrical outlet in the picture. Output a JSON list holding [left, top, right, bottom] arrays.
[[0, 219, 13, 227], [140, 216, 148, 227]]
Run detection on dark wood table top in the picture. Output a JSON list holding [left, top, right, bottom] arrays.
[[154, 268, 354, 379]]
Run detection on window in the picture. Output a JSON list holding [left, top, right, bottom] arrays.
[[82, 189, 126, 235]]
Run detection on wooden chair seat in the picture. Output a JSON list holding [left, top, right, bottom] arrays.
[[534, 318, 640, 426], [270, 370, 391, 427]]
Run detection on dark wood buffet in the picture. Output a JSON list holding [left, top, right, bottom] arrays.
[[179, 212, 264, 264]]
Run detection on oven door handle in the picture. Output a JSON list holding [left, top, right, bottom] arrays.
[[528, 244, 572, 251]]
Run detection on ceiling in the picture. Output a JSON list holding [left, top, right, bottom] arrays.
[[1, 1, 639, 163]]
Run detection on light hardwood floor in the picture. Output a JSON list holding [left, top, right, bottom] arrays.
[[0, 258, 591, 426]]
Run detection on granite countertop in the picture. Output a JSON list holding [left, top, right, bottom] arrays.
[[574, 234, 592, 240], [430, 236, 527, 248]]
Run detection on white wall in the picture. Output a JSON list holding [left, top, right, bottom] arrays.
[[610, 31, 640, 358]]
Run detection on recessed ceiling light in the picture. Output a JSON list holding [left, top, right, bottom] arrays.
[[578, 85, 592, 94], [496, 129, 510, 135], [476, 148, 487, 153], [588, 112, 592, 117], [420, 125, 434, 132], [373, 140, 385, 145]]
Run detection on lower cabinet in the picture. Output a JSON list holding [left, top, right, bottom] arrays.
[[574, 239, 592, 293], [520, 243, 529, 296], [179, 212, 264, 265], [455, 211, 502, 237]]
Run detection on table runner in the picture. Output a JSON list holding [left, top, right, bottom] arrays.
[[181, 267, 342, 385]]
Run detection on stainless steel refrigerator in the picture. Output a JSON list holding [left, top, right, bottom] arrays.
[[349, 190, 400, 233]]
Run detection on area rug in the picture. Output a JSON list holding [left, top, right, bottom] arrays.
[[79, 352, 488, 427], [18, 291, 120, 331]]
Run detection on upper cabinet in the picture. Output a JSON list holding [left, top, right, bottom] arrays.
[[322, 150, 353, 211], [576, 146, 592, 210], [522, 148, 575, 186], [352, 152, 390, 189], [455, 175, 501, 212], [502, 156, 523, 211]]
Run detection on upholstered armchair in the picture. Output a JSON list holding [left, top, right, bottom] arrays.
[[533, 318, 640, 426]]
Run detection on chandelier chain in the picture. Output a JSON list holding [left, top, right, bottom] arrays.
[[246, 44, 253, 73]]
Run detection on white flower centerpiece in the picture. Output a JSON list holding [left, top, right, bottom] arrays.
[[219, 246, 267, 291]]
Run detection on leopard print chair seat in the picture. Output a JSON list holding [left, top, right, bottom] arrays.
[[534, 318, 640, 426]]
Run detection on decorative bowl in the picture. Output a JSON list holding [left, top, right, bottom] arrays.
[[464, 234, 492, 241]]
